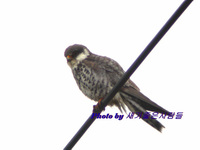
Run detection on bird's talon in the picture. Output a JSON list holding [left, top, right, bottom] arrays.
[[93, 98, 105, 113]]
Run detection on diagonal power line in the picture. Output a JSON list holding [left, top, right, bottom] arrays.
[[64, 0, 193, 149]]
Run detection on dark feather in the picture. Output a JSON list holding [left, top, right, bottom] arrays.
[[69, 47, 171, 132], [120, 93, 165, 132], [120, 86, 171, 116]]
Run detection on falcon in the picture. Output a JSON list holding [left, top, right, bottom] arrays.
[[64, 44, 171, 132]]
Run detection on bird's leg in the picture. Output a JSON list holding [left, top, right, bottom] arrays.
[[93, 98, 105, 113]]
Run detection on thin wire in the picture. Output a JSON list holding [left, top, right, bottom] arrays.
[[64, 0, 193, 149]]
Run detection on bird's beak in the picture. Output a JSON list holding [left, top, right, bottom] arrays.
[[66, 55, 73, 62]]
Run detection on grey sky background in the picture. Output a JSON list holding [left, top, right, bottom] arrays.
[[0, 0, 199, 150]]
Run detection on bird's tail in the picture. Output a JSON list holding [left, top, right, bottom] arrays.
[[120, 94, 165, 132]]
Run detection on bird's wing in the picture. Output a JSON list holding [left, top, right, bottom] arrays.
[[83, 54, 171, 115], [120, 84, 171, 115], [83, 54, 140, 91], [120, 92, 165, 132]]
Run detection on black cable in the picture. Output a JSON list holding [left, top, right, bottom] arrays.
[[64, 0, 193, 149]]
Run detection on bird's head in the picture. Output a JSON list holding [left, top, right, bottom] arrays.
[[64, 44, 91, 68]]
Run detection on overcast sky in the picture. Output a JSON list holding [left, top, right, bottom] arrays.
[[0, 0, 200, 150]]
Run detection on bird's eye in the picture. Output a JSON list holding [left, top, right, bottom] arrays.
[[72, 50, 81, 58]]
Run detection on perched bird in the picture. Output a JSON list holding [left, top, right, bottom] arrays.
[[64, 44, 171, 132]]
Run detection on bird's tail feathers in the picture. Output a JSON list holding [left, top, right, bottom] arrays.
[[120, 87, 172, 116], [120, 94, 165, 132]]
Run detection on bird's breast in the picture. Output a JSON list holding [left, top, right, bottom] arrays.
[[72, 63, 109, 101]]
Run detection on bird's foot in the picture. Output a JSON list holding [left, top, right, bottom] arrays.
[[93, 98, 105, 113]]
